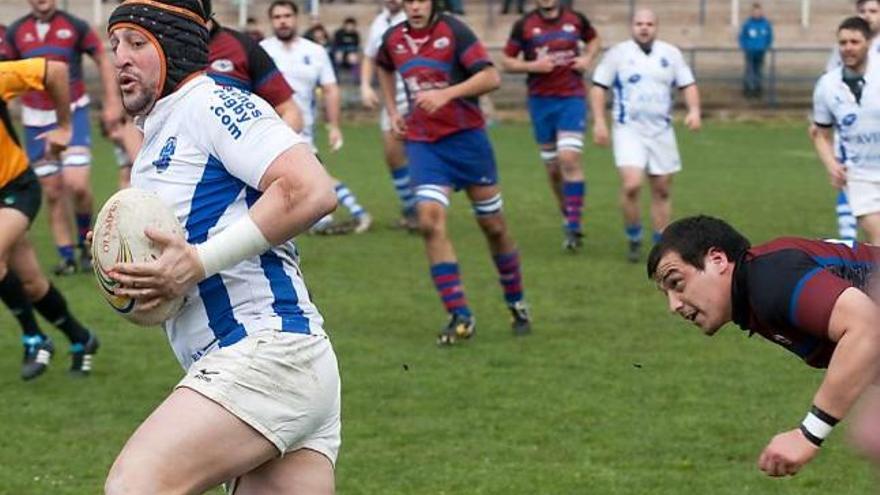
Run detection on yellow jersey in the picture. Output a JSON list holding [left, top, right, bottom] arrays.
[[0, 58, 46, 188]]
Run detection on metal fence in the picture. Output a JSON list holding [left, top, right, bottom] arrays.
[[478, 45, 830, 110]]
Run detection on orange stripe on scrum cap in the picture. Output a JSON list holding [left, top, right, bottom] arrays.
[[109, 23, 167, 98], [120, 0, 207, 26]]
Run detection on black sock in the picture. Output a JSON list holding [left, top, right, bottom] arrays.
[[0, 271, 44, 339], [32, 284, 90, 345]]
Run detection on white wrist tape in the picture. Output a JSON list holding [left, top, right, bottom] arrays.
[[801, 411, 834, 439], [196, 213, 271, 278]]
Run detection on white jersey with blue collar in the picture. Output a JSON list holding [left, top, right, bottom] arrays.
[[131, 75, 325, 370], [260, 36, 336, 149], [592, 39, 695, 137], [813, 66, 880, 181]]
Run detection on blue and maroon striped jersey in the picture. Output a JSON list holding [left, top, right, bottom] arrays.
[[732, 237, 880, 368], [5, 10, 102, 110], [376, 14, 492, 142], [208, 24, 293, 108], [503, 8, 596, 97], [0, 26, 13, 61]]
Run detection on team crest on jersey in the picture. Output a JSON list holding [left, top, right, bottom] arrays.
[[152, 136, 177, 173], [394, 43, 407, 54], [211, 59, 234, 73], [660, 57, 670, 68], [303, 55, 311, 65], [23, 33, 35, 43], [433, 36, 450, 49], [562, 23, 575, 33], [532, 27, 541, 35], [56, 28, 73, 39], [628, 74, 641, 83], [842, 113, 858, 126]]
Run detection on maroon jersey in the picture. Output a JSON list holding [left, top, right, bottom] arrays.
[[503, 8, 597, 97], [0, 26, 12, 61], [732, 238, 880, 368], [376, 14, 492, 142], [5, 11, 103, 110], [208, 24, 293, 107]]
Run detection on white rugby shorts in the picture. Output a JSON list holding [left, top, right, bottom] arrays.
[[177, 329, 341, 465], [847, 179, 880, 217], [380, 100, 409, 133], [612, 124, 682, 175]]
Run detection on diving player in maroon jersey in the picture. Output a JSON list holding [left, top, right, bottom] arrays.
[[648, 215, 880, 477], [501, 0, 600, 251]]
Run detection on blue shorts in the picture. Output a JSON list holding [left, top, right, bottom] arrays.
[[24, 105, 92, 164], [406, 128, 497, 191], [527, 96, 586, 146]]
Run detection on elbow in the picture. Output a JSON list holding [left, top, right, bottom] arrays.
[[486, 68, 502, 91]]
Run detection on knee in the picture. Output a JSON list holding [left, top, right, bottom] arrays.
[[42, 181, 64, 203], [104, 461, 173, 495], [66, 181, 92, 201], [417, 206, 446, 239], [20, 275, 48, 301], [621, 183, 640, 200], [652, 186, 671, 201]]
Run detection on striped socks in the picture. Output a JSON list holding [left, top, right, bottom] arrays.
[[335, 182, 365, 218], [430, 262, 471, 317], [493, 251, 523, 305], [391, 166, 416, 214], [562, 181, 585, 233], [837, 191, 857, 241]]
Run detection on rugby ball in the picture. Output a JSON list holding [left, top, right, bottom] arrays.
[[91, 188, 185, 326]]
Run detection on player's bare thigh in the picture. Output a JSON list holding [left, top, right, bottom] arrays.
[[104, 387, 279, 495], [858, 212, 880, 245], [617, 166, 644, 191], [234, 448, 334, 495], [0, 208, 29, 270]]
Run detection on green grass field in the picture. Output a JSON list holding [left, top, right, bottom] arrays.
[[0, 121, 875, 494]]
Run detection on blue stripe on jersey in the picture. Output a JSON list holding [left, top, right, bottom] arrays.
[[787, 266, 822, 326], [253, 68, 281, 91], [208, 73, 252, 92], [22, 46, 73, 59], [612, 75, 625, 124], [528, 31, 579, 48], [399, 57, 452, 75], [245, 188, 311, 335], [187, 154, 247, 346]]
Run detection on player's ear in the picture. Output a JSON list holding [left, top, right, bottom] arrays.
[[705, 247, 731, 272]]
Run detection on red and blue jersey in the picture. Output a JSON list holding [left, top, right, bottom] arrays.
[[0, 26, 13, 61], [503, 8, 596, 97], [376, 14, 492, 142], [5, 11, 102, 110], [208, 24, 293, 108], [732, 237, 880, 368]]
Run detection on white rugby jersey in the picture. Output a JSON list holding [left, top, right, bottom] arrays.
[[260, 36, 336, 147], [131, 75, 325, 370], [592, 39, 695, 137], [364, 8, 408, 110], [814, 66, 880, 181]]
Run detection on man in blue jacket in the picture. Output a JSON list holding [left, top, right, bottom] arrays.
[[739, 3, 773, 98]]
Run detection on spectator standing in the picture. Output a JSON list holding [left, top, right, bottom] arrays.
[[332, 17, 360, 77], [738, 2, 773, 98]]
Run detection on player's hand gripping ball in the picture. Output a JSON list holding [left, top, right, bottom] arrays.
[[92, 188, 185, 326]]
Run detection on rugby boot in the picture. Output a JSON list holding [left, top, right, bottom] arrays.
[[353, 212, 373, 234], [436, 312, 476, 346], [562, 229, 583, 252], [627, 240, 642, 264], [78, 248, 93, 272], [52, 258, 77, 276], [21, 335, 54, 381], [69, 333, 100, 377], [508, 301, 531, 336]]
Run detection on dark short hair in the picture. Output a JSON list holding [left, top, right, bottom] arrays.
[[840, 16, 872, 39], [857, 0, 879, 8], [646, 215, 751, 279], [344, 16, 356, 23], [268, 0, 298, 18]]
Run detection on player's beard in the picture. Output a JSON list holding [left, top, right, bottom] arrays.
[[276, 26, 297, 41], [121, 84, 158, 117]]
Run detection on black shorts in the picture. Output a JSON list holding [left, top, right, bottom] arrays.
[[0, 168, 42, 225]]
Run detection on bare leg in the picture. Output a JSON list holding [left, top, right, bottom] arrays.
[[858, 212, 880, 245], [648, 173, 674, 235], [235, 448, 334, 495]]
